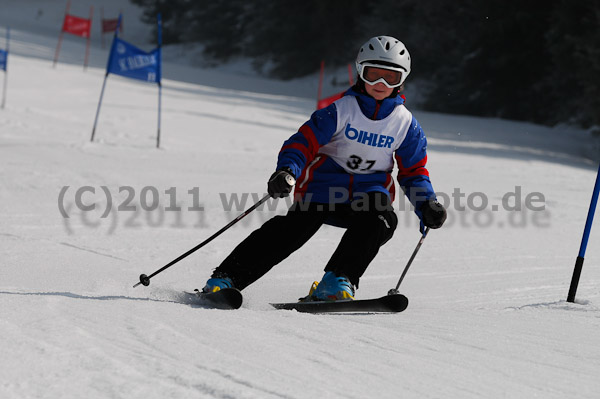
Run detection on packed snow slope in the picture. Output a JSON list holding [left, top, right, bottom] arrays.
[[1, 2, 600, 398]]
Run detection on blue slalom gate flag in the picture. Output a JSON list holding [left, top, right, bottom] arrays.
[[0, 49, 7, 71], [106, 37, 161, 83], [92, 14, 163, 147]]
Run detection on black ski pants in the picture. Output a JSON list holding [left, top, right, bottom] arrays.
[[212, 192, 398, 290]]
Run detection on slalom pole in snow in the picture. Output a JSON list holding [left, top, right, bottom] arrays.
[[388, 227, 430, 295], [53, 0, 70, 68], [91, 13, 120, 143], [1, 27, 9, 109], [83, 6, 93, 70], [567, 163, 600, 303], [90, 73, 108, 142], [156, 14, 162, 149], [134, 193, 275, 288]]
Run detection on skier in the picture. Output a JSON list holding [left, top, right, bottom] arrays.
[[202, 36, 447, 301]]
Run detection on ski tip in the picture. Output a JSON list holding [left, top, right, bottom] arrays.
[[383, 293, 409, 312], [271, 293, 408, 314]]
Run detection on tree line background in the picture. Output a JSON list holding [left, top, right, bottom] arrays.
[[131, 0, 599, 130]]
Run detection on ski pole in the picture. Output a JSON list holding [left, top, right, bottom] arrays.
[[133, 193, 272, 288], [388, 227, 430, 295]]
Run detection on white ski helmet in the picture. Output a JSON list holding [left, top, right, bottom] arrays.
[[356, 36, 411, 86]]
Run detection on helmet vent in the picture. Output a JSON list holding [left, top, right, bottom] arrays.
[[385, 42, 390, 50], [369, 44, 374, 50], [400, 49, 405, 55]]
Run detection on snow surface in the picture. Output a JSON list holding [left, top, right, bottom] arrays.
[[1, 2, 600, 398]]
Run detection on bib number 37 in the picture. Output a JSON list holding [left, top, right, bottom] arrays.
[[347, 154, 375, 171]]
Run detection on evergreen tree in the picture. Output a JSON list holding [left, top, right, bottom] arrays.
[[129, 0, 600, 128], [130, 0, 191, 44], [244, 0, 366, 79], [547, 0, 600, 127]]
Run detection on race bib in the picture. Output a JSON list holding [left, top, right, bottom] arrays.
[[318, 96, 412, 174]]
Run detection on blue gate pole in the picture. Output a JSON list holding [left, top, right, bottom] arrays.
[[567, 162, 600, 302], [1, 27, 9, 109], [90, 73, 109, 142], [91, 14, 122, 143]]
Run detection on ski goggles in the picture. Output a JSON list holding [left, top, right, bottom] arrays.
[[359, 63, 404, 88]]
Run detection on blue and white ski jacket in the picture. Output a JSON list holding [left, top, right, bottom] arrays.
[[276, 87, 436, 215]]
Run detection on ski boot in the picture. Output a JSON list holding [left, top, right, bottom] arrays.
[[308, 271, 355, 301], [202, 275, 235, 293]]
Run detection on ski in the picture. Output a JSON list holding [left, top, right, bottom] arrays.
[[183, 288, 243, 310], [271, 293, 408, 314]]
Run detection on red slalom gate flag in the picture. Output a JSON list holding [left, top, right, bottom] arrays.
[[53, 1, 93, 69], [102, 18, 120, 33], [317, 92, 344, 110], [316, 61, 356, 110], [62, 14, 91, 38]]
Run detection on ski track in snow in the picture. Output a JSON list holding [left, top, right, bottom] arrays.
[[1, 1, 600, 398]]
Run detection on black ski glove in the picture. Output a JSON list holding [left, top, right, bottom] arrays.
[[421, 199, 447, 229], [267, 168, 296, 198]]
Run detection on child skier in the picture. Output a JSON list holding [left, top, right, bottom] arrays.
[[202, 36, 446, 300]]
